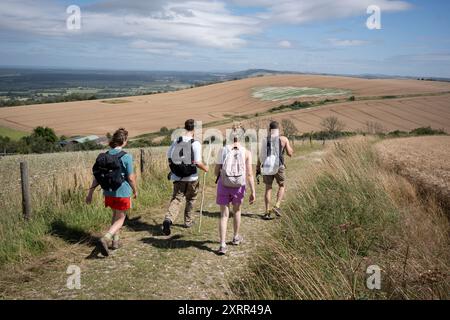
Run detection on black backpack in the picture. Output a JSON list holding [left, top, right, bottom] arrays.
[[93, 151, 127, 191], [168, 137, 197, 178]]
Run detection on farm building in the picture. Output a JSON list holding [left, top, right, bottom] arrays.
[[59, 135, 106, 147]]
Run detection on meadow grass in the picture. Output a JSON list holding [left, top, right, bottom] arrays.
[[0, 148, 171, 267], [0, 126, 28, 141], [230, 137, 449, 300], [252, 87, 351, 101]]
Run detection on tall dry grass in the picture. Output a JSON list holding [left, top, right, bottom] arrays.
[[231, 137, 449, 300], [0, 148, 171, 267]]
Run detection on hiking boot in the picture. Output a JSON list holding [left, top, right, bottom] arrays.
[[111, 240, 121, 250], [232, 235, 243, 246], [263, 212, 274, 220], [97, 237, 110, 257], [162, 219, 172, 236], [217, 246, 228, 256], [272, 206, 282, 217], [184, 220, 194, 228]]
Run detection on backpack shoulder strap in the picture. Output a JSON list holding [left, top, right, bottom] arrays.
[[266, 136, 272, 157], [190, 139, 195, 164], [177, 136, 183, 143], [116, 151, 127, 159]]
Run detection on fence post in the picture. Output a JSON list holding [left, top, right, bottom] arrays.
[[74, 173, 78, 189], [140, 149, 145, 176], [20, 161, 31, 220], [309, 134, 312, 146]]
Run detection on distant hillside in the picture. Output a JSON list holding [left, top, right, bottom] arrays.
[[227, 69, 300, 79]]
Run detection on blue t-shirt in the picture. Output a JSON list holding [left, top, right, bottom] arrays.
[[103, 148, 134, 198]]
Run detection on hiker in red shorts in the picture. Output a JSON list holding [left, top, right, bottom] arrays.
[[86, 128, 138, 257]]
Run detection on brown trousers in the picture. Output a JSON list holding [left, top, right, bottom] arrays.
[[165, 180, 199, 224]]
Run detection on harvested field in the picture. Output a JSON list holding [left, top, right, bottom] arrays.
[[234, 94, 450, 133], [0, 74, 450, 137], [376, 136, 450, 212]]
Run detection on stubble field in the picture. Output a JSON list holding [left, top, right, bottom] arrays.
[[376, 136, 450, 211]]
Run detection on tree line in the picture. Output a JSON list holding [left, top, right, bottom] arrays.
[[0, 127, 103, 154]]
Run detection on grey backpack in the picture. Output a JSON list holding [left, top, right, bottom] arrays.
[[221, 146, 246, 188]]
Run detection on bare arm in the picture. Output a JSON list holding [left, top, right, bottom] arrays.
[[246, 150, 256, 204], [85, 178, 99, 204], [196, 162, 209, 173], [128, 173, 138, 198], [284, 136, 294, 157]]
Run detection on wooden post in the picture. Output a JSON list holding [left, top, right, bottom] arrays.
[[140, 149, 145, 176], [20, 161, 31, 220], [309, 134, 312, 146], [323, 138, 326, 146], [74, 173, 78, 189]]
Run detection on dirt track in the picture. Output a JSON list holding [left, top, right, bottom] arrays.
[[1, 74, 450, 137]]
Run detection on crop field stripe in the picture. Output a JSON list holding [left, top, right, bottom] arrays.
[[368, 101, 422, 129], [418, 97, 450, 118], [410, 97, 450, 119], [357, 103, 412, 130], [328, 108, 369, 127], [397, 100, 450, 127], [368, 102, 425, 128], [383, 99, 447, 124], [372, 102, 430, 127]]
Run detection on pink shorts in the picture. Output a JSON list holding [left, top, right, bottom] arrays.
[[216, 178, 246, 206]]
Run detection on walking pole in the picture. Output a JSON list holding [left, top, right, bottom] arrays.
[[198, 141, 213, 233]]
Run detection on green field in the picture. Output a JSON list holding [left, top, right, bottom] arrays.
[[0, 126, 28, 140], [252, 86, 351, 101]]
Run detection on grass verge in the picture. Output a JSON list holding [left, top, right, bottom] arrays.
[[0, 149, 171, 267], [230, 137, 449, 299]]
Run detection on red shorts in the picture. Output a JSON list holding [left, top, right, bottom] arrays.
[[105, 196, 131, 211]]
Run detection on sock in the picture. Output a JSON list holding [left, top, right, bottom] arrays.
[[103, 232, 113, 241], [266, 208, 271, 214], [275, 201, 281, 208], [113, 234, 120, 241], [220, 241, 227, 248]]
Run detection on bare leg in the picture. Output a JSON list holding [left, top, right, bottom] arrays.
[[265, 185, 272, 212], [107, 210, 126, 235], [276, 185, 286, 207], [219, 205, 229, 246], [232, 203, 242, 238]]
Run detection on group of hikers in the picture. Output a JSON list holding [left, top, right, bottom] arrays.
[[86, 119, 293, 257]]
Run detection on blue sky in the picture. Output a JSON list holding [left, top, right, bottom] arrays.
[[0, 0, 449, 77]]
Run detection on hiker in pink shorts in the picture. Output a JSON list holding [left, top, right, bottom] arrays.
[[214, 126, 256, 255]]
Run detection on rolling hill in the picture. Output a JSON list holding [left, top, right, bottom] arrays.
[[0, 74, 449, 137]]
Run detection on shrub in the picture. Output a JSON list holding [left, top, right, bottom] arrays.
[[409, 127, 446, 136]]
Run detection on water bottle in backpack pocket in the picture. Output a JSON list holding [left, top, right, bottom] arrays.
[[221, 146, 246, 188], [93, 151, 126, 192], [262, 154, 279, 176], [261, 136, 283, 175]]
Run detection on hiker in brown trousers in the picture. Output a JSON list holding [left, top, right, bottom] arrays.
[[162, 119, 208, 235]]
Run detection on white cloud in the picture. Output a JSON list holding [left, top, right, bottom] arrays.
[[278, 40, 292, 48], [0, 0, 260, 49], [232, 0, 411, 24], [130, 39, 192, 57], [327, 38, 369, 47]]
